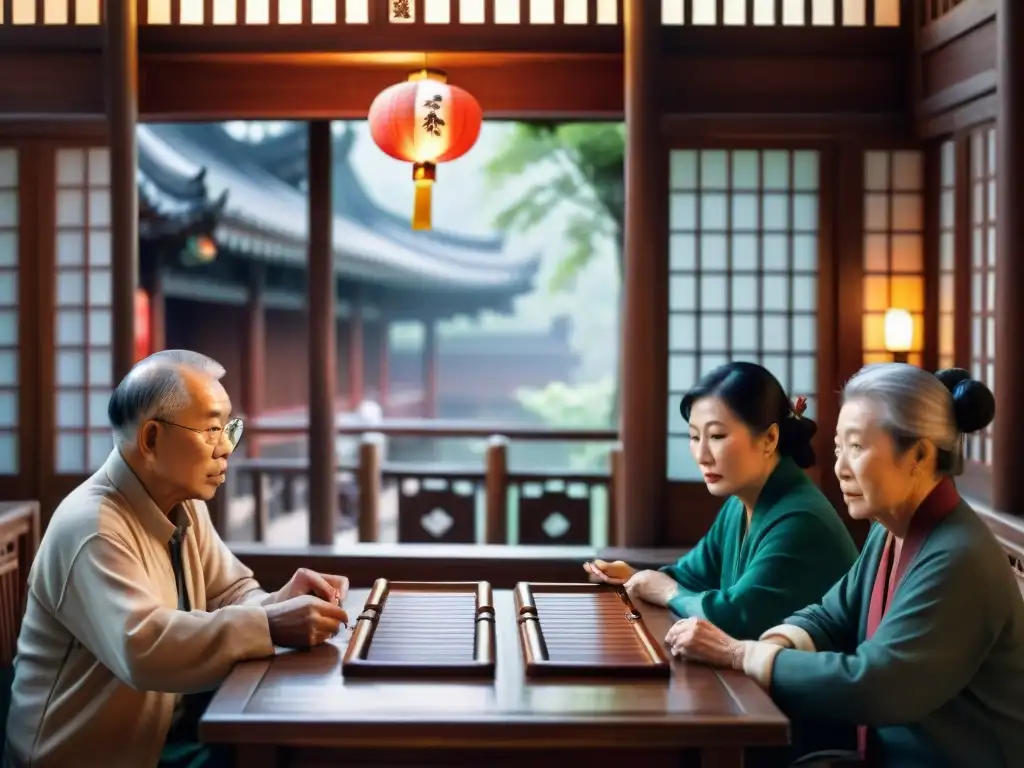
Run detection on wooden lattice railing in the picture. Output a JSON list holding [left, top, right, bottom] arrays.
[[209, 419, 621, 548]]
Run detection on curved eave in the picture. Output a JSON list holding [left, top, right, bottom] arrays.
[[137, 125, 539, 292], [217, 124, 508, 259], [138, 168, 223, 238]]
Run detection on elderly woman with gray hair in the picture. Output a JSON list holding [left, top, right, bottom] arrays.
[[668, 364, 1024, 767]]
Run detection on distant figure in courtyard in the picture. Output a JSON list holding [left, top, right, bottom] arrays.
[[4, 350, 351, 768], [669, 364, 1024, 767], [585, 361, 858, 640]]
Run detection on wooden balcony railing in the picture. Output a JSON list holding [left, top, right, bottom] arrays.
[[210, 419, 621, 548]]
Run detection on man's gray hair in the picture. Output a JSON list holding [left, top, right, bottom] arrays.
[[107, 350, 226, 441], [842, 363, 961, 474]]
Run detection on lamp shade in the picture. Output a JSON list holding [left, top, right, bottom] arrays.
[[884, 308, 913, 353], [367, 69, 483, 230]]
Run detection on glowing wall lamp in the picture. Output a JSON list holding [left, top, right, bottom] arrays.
[[884, 308, 914, 364]]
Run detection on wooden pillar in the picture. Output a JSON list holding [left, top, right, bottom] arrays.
[[994, 0, 1024, 515], [244, 263, 266, 453], [620, 0, 667, 546], [378, 318, 390, 413], [422, 318, 437, 418], [143, 266, 166, 353], [307, 121, 337, 544], [349, 303, 364, 409], [105, 0, 139, 383]]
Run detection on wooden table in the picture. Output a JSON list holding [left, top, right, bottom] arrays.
[[200, 588, 789, 768]]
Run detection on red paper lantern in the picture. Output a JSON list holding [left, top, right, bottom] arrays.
[[134, 288, 151, 363], [368, 69, 483, 230]]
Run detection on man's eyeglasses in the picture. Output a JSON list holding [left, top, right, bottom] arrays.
[[156, 418, 245, 448]]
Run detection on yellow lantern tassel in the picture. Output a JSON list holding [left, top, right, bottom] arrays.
[[412, 179, 433, 230], [412, 162, 436, 231]]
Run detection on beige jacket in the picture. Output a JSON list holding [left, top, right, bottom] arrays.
[[4, 450, 275, 768]]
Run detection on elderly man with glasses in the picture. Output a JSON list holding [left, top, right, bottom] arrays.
[[4, 350, 350, 768]]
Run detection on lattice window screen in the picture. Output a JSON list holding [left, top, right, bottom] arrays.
[[667, 149, 819, 481], [53, 148, 115, 474]]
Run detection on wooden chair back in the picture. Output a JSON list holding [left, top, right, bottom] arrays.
[[0, 502, 40, 666]]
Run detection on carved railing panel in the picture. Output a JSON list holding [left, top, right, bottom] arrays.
[[514, 475, 602, 546], [391, 470, 482, 544]]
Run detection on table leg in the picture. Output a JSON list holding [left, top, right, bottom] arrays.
[[700, 747, 744, 768], [233, 745, 280, 768]]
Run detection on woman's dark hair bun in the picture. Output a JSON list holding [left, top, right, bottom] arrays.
[[778, 414, 817, 470], [935, 368, 996, 434], [680, 361, 817, 469]]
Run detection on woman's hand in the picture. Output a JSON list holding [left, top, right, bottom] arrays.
[[665, 617, 746, 670], [584, 559, 636, 585], [623, 569, 681, 607]]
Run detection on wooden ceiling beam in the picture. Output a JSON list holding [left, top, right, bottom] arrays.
[[0, 28, 908, 123]]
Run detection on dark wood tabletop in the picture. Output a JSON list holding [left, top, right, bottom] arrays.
[[200, 587, 790, 768]]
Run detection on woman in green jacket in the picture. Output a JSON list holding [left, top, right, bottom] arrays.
[[586, 361, 858, 640]]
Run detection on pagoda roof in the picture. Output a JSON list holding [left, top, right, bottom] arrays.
[[136, 123, 540, 294]]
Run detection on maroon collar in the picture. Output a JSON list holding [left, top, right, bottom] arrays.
[[892, 477, 960, 589], [866, 477, 960, 639]]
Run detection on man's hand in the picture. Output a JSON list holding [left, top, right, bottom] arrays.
[[264, 595, 349, 649], [269, 567, 349, 607]]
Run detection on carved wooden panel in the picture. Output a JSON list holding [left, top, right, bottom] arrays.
[[395, 473, 479, 543], [515, 478, 593, 546]]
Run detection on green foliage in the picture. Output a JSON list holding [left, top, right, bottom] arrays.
[[514, 378, 616, 469], [484, 122, 625, 292]]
